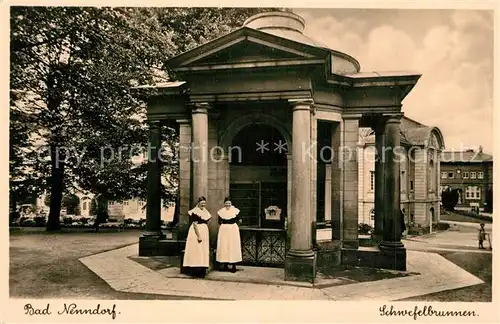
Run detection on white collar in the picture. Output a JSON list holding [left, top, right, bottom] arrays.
[[188, 206, 211, 221], [217, 206, 240, 220]]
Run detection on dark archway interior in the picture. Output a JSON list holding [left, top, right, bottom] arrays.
[[230, 123, 287, 166], [229, 123, 287, 228]]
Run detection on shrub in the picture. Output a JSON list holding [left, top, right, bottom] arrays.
[[62, 217, 73, 225], [407, 224, 430, 236], [441, 188, 459, 211], [435, 222, 450, 231], [454, 210, 493, 222], [358, 223, 374, 235], [33, 216, 46, 227]]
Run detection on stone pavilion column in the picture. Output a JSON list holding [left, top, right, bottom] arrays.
[[310, 110, 318, 247], [191, 103, 209, 205], [341, 114, 360, 249], [285, 98, 316, 283], [176, 119, 192, 241], [379, 114, 406, 270], [373, 118, 387, 242], [139, 119, 165, 255]]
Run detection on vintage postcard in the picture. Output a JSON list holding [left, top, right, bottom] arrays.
[[3, 0, 499, 323]]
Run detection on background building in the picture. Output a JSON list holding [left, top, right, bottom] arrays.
[[357, 116, 445, 228], [440, 147, 493, 211]]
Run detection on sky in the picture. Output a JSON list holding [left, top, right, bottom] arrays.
[[294, 8, 494, 154]]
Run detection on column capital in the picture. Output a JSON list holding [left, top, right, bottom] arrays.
[[190, 102, 211, 114], [289, 98, 314, 111], [382, 112, 404, 123]]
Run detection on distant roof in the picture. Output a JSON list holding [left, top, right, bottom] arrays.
[[441, 151, 493, 163]]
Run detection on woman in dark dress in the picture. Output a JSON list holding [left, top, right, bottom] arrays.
[[182, 197, 211, 277]]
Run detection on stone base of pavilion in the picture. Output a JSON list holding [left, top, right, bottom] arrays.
[[138, 231, 408, 283], [130, 249, 412, 289]]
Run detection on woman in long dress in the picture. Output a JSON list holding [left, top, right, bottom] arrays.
[[216, 197, 242, 273], [183, 196, 211, 278]]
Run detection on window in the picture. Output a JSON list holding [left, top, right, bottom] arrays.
[[370, 171, 375, 191], [82, 202, 87, 211], [428, 160, 435, 192], [478, 172, 484, 179], [123, 201, 129, 206], [410, 180, 414, 191], [401, 171, 406, 192], [370, 209, 375, 221], [463, 172, 469, 179], [465, 186, 481, 200], [108, 201, 114, 206], [448, 172, 454, 179], [470, 172, 476, 179], [441, 172, 447, 179]]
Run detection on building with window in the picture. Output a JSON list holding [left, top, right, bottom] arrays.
[[357, 116, 445, 228], [35, 191, 174, 222], [440, 147, 493, 210]]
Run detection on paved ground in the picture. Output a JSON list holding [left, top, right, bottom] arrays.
[[81, 242, 483, 300]]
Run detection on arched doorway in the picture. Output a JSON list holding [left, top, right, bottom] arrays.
[[229, 123, 288, 267]]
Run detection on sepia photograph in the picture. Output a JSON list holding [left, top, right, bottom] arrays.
[[5, 2, 498, 322]]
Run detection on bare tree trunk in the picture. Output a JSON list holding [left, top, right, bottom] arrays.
[[46, 143, 64, 231]]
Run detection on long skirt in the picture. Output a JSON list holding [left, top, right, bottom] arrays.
[[183, 223, 209, 268], [216, 223, 242, 263]]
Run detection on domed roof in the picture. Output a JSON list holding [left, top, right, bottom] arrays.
[[243, 11, 329, 49], [243, 11, 360, 73]]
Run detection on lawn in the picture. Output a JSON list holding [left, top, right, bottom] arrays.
[[9, 229, 207, 299], [440, 210, 492, 224], [399, 251, 492, 302]]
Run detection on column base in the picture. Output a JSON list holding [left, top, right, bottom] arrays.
[[371, 233, 383, 243], [342, 239, 359, 249], [285, 251, 316, 283], [378, 242, 406, 271], [138, 231, 168, 256]]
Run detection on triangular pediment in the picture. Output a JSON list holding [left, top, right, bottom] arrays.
[[195, 40, 305, 65], [167, 27, 327, 69]]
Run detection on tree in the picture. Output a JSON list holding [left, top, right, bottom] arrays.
[[441, 188, 459, 211], [485, 187, 493, 213], [10, 7, 288, 231], [11, 7, 174, 230]]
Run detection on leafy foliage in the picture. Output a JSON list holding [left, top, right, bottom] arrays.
[[484, 188, 493, 213], [62, 193, 80, 215], [441, 188, 459, 211], [10, 7, 289, 230]]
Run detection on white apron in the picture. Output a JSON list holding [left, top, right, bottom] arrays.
[[183, 206, 211, 267], [216, 206, 242, 263]]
